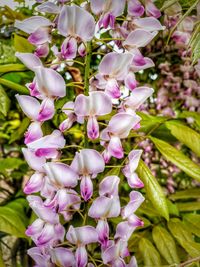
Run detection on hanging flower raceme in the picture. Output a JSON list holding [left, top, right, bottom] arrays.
[[74, 91, 112, 139], [71, 149, 105, 201], [57, 5, 95, 59]]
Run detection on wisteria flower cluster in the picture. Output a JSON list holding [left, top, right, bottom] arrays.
[[14, 0, 164, 266]]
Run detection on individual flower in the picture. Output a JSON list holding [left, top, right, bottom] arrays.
[[57, 5, 95, 59], [74, 91, 112, 139], [128, 0, 145, 17], [50, 247, 75, 267]]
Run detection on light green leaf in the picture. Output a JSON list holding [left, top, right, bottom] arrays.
[[169, 188, 200, 200], [152, 225, 180, 264], [183, 214, 200, 237], [0, 86, 10, 116], [14, 34, 34, 53], [0, 206, 26, 238], [150, 137, 200, 182], [0, 78, 29, 94], [139, 238, 161, 267], [166, 120, 200, 156], [9, 117, 30, 144], [0, 245, 5, 267], [0, 64, 27, 73], [179, 111, 200, 129], [168, 218, 200, 257], [0, 158, 24, 172], [192, 33, 200, 64], [176, 202, 200, 212], [137, 160, 169, 220]]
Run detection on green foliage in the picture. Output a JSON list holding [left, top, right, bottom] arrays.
[[0, 85, 10, 116], [137, 160, 169, 220], [13, 34, 34, 53]]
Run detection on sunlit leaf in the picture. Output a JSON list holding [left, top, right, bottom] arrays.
[[137, 160, 169, 220], [183, 214, 200, 237], [0, 85, 10, 116], [176, 202, 200, 212], [150, 137, 200, 182], [169, 188, 200, 200], [139, 238, 161, 266], [13, 34, 34, 53]]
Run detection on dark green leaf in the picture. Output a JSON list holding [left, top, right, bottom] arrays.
[[137, 160, 169, 220], [176, 202, 200, 212], [9, 117, 30, 144], [139, 238, 161, 267], [166, 120, 200, 156], [0, 85, 10, 116], [150, 137, 200, 182], [152, 225, 180, 264], [179, 111, 200, 129]]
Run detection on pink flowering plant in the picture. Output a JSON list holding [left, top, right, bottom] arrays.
[[0, 0, 200, 266]]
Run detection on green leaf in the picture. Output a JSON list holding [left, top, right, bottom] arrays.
[[13, 34, 34, 53], [6, 198, 28, 226], [169, 188, 200, 200], [150, 137, 200, 182], [168, 218, 200, 257], [0, 158, 24, 172], [183, 214, 200, 237], [176, 202, 200, 212], [0, 86, 10, 116], [136, 112, 167, 133], [166, 199, 179, 216], [0, 64, 27, 74], [0, 78, 29, 94], [137, 160, 169, 220], [152, 225, 180, 264], [139, 238, 161, 267], [192, 33, 200, 64], [166, 120, 200, 156], [179, 111, 200, 129], [0, 245, 5, 267], [9, 117, 30, 144], [0, 206, 26, 238]]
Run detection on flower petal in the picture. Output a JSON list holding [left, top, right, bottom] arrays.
[[37, 2, 60, 13], [128, 0, 144, 17], [24, 172, 44, 194], [16, 94, 40, 120], [15, 52, 42, 71], [66, 225, 98, 245], [134, 17, 165, 31], [99, 175, 120, 197], [61, 37, 77, 59], [38, 98, 55, 122], [50, 247, 75, 267], [22, 148, 46, 172], [24, 121, 43, 145], [123, 29, 157, 48]]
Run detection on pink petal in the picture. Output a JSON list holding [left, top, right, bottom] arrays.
[[90, 0, 104, 14], [75, 246, 88, 267], [131, 56, 155, 71], [26, 218, 44, 236], [24, 172, 44, 194], [87, 117, 99, 140], [128, 214, 144, 227], [128, 256, 138, 267], [44, 162, 78, 188], [145, 0, 161, 18], [28, 27, 50, 45], [58, 5, 95, 41], [80, 176, 93, 201], [50, 247, 75, 267], [22, 148, 46, 172], [35, 43, 49, 58], [134, 17, 165, 31], [78, 43, 86, 57], [66, 225, 98, 245], [15, 52, 42, 71], [90, 91, 112, 115], [16, 94, 40, 120], [35, 66, 66, 98], [38, 98, 55, 122], [123, 29, 157, 49], [71, 149, 105, 176], [127, 173, 144, 188], [128, 149, 143, 172], [124, 87, 154, 110], [108, 136, 124, 159], [24, 121, 43, 145], [99, 13, 115, 29], [61, 37, 77, 59], [15, 16, 52, 34], [74, 94, 90, 116], [27, 247, 52, 267], [128, 0, 144, 17], [96, 219, 109, 248], [105, 79, 121, 99], [115, 221, 135, 241], [99, 175, 120, 197], [125, 73, 137, 91]]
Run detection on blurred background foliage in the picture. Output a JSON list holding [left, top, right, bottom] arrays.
[[0, 0, 200, 266]]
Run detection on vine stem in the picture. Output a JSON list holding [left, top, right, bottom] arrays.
[[83, 41, 92, 148], [178, 256, 200, 267]]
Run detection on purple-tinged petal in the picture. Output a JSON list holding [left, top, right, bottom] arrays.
[[145, 0, 161, 18], [123, 29, 157, 49], [75, 246, 88, 267], [35, 148, 59, 159], [80, 176, 93, 201], [128, 149, 142, 172], [44, 162, 78, 188], [99, 13, 115, 29], [99, 175, 120, 197], [37, 2, 60, 13], [35, 43, 49, 58], [16, 94, 40, 121], [22, 148, 46, 172], [124, 87, 154, 110], [90, 91, 112, 115], [36, 223, 56, 246], [59, 118, 75, 132], [125, 72, 137, 91], [27, 130, 65, 150], [15, 52, 42, 71], [74, 94, 90, 116], [127, 256, 138, 267], [35, 66, 66, 98], [102, 149, 112, 163], [50, 247, 75, 267], [134, 17, 165, 31], [58, 5, 95, 41], [131, 57, 155, 72], [128, 0, 144, 17], [96, 219, 109, 248], [87, 117, 99, 140], [28, 27, 50, 45], [71, 149, 105, 176], [127, 173, 144, 188], [15, 16, 52, 34], [24, 121, 43, 145], [128, 214, 144, 227], [90, 0, 104, 14], [24, 172, 44, 194], [108, 136, 124, 159], [78, 43, 86, 57], [61, 37, 77, 60], [27, 247, 52, 267], [66, 225, 98, 245], [88, 196, 120, 218], [108, 113, 141, 138], [105, 79, 121, 99], [38, 98, 55, 122], [26, 218, 44, 236], [27, 195, 59, 224], [115, 221, 135, 241]]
